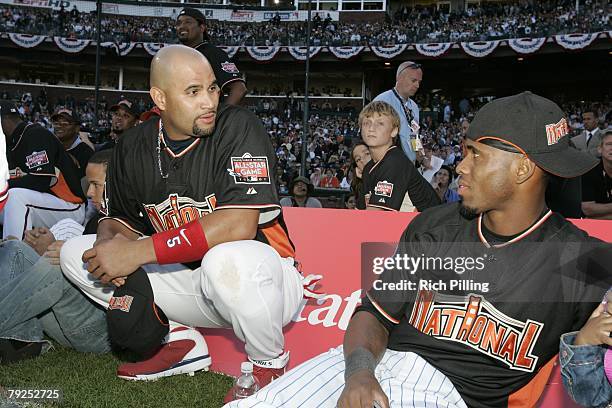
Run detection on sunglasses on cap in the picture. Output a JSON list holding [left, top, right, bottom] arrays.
[[397, 62, 422, 77]]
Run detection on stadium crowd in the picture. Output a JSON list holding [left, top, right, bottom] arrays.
[[0, 0, 609, 45], [2, 88, 610, 205]]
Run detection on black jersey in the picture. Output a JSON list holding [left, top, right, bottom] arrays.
[[357, 203, 610, 407], [194, 43, 245, 92], [8, 122, 85, 203], [101, 104, 295, 261], [362, 146, 440, 211], [66, 138, 94, 178], [582, 161, 612, 204]]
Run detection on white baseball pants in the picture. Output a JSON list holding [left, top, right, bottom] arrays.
[[60, 235, 304, 361], [1, 188, 85, 239], [225, 346, 467, 408]]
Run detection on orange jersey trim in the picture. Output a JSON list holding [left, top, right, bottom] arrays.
[[367, 292, 400, 324], [260, 220, 295, 259], [50, 172, 83, 204], [507, 355, 557, 408]]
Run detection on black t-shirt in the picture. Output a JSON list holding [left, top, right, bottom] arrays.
[[8, 122, 85, 203], [101, 104, 295, 262], [581, 161, 612, 204], [194, 43, 245, 92], [84, 213, 101, 235], [545, 175, 582, 219], [362, 146, 440, 211], [67, 140, 94, 179], [356, 203, 609, 408]]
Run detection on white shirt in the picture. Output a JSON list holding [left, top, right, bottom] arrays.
[[373, 88, 420, 162], [419, 155, 444, 184]]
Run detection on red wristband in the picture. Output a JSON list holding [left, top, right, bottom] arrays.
[[152, 220, 209, 265]]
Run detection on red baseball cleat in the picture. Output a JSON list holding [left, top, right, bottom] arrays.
[[117, 326, 211, 381]]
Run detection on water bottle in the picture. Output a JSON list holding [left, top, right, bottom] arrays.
[[233, 362, 260, 399]]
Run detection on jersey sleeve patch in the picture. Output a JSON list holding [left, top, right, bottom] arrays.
[[221, 61, 239, 74], [228, 153, 271, 184], [374, 180, 394, 197], [26, 150, 49, 170]]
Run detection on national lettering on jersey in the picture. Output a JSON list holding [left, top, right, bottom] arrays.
[[144, 193, 217, 232], [409, 290, 543, 372], [25, 150, 49, 169], [374, 181, 394, 197], [228, 153, 271, 184]]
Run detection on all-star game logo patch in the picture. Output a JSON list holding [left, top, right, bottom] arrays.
[[374, 181, 394, 197], [25, 151, 49, 169], [228, 153, 270, 184], [221, 61, 239, 74], [108, 295, 134, 313]]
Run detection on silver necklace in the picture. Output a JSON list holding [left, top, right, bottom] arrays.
[[157, 120, 168, 179]]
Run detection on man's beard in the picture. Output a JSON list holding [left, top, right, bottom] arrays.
[[459, 202, 479, 220], [192, 123, 214, 137]]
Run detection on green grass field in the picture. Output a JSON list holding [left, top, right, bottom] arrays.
[[0, 345, 234, 408]]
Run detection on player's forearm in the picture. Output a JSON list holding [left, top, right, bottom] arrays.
[[581, 202, 612, 218], [148, 208, 259, 266], [198, 208, 258, 247], [96, 218, 140, 243], [409, 176, 441, 211], [344, 311, 389, 363], [224, 81, 247, 105]]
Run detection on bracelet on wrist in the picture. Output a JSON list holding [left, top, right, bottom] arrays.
[[344, 347, 377, 381]]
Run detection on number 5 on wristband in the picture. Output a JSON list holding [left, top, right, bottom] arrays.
[[152, 220, 209, 265]]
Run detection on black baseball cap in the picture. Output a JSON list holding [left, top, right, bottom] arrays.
[[110, 99, 141, 119], [107, 268, 169, 355], [290, 176, 314, 196], [466, 91, 599, 178], [0, 100, 19, 117], [51, 108, 80, 124], [178, 8, 206, 23]]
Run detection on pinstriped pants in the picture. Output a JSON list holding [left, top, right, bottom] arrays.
[[225, 346, 467, 408]]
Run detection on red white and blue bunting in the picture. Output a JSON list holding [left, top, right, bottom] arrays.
[[220, 46, 240, 59], [2, 32, 607, 60], [101, 41, 137, 57], [287, 46, 322, 60], [245, 46, 281, 61], [53, 37, 90, 53], [460, 40, 500, 57], [142, 42, 165, 56], [328, 46, 364, 59], [554, 33, 598, 50], [507, 37, 547, 54], [8, 33, 46, 48], [370, 44, 408, 59], [414, 42, 453, 57]]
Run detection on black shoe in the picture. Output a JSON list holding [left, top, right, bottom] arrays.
[[0, 339, 43, 365]]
